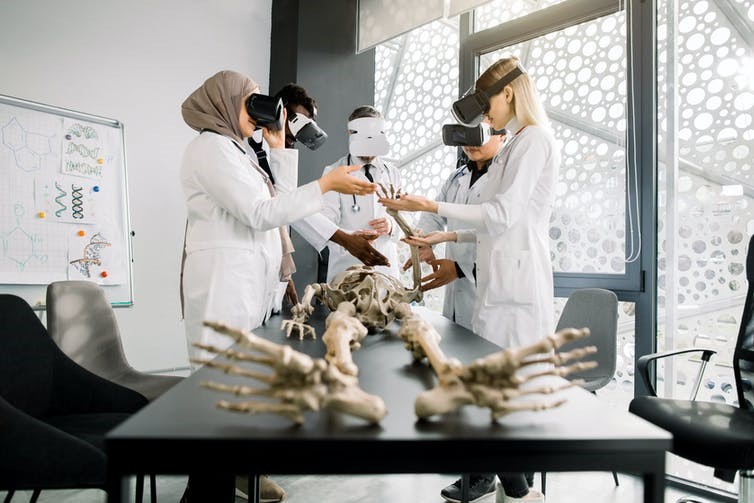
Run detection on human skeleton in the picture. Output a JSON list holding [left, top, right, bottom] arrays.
[[197, 186, 598, 424]]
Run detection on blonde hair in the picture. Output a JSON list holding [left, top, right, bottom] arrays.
[[475, 56, 549, 129]]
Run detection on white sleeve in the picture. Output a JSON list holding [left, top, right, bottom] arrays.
[[194, 144, 324, 231], [437, 201, 485, 226], [291, 212, 338, 252], [417, 175, 452, 233], [267, 148, 299, 193], [320, 163, 342, 226], [481, 131, 554, 236]]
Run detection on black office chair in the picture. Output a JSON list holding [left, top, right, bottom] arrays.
[[630, 234, 754, 502], [0, 294, 148, 502]]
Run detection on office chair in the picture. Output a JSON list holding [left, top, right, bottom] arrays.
[[630, 233, 754, 502], [46, 280, 183, 401], [0, 294, 148, 502], [457, 288, 620, 498], [542, 288, 620, 493], [46, 280, 183, 502]]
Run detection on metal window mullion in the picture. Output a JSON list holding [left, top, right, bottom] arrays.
[[631, 0, 659, 397]]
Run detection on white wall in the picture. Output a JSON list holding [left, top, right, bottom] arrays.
[[0, 0, 272, 371]]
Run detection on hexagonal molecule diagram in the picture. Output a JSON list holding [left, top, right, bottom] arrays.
[[2, 117, 54, 172], [2, 204, 47, 271]]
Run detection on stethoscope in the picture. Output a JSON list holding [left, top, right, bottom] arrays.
[[349, 154, 391, 213]]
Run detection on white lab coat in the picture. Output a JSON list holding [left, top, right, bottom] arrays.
[[181, 132, 325, 363], [321, 156, 400, 282], [416, 161, 491, 330], [247, 134, 337, 252], [438, 119, 559, 349]]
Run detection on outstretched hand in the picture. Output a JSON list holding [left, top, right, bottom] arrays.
[[320, 165, 377, 195], [378, 193, 438, 213], [402, 245, 436, 271], [332, 229, 390, 267], [401, 230, 457, 247]]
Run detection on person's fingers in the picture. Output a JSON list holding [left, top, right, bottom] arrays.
[[402, 257, 413, 271], [421, 271, 439, 282], [344, 164, 362, 173], [421, 279, 445, 292], [402, 236, 430, 246]]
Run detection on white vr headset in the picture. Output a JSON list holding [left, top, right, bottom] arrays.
[[348, 117, 390, 157], [288, 113, 328, 150]]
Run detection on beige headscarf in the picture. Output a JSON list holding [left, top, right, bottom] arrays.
[[181, 70, 257, 145]]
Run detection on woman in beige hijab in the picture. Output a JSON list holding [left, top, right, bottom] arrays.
[[179, 70, 373, 502]]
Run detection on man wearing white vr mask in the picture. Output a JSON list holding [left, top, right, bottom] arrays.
[[321, 105, 400, 281]]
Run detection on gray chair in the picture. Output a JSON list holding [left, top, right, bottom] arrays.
[[542, 288, 620, 492], [45, 280, 184, 503], [46, 280, 183, 401]]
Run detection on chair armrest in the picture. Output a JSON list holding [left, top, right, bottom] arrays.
[[0, 395, 106, 489], [637, 348, 716, 397], [49, 355, 148, 416]]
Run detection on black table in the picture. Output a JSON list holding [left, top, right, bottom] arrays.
[[106, 306, 671, 503]]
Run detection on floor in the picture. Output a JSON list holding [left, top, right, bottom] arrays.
[[0, 472, 733, 502]]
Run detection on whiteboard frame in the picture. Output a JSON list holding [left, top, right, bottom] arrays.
[[0, 94, 134, 310]]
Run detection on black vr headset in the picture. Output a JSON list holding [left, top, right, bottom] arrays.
[[442, 123, 505, 146], [288, 113, 328, 150], [451, 65, 525, 126], [246, 93, 284, 131]]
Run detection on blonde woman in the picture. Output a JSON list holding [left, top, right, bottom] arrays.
[[381, 56, 557, 503]]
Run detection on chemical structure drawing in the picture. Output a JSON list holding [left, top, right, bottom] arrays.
[[69, 232, 111, 278], [1, 204, 48, 271], [1, 117, 56, 172]]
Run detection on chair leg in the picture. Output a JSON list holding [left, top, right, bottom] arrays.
[[612, 470, 619, 486], [3, 490, 15, 503], [29, 489, 41, 503], [150, 473, 157, 503], [541, 471, 546, 494], [135, 474, 144, 503], [461, 473, 470, 503]]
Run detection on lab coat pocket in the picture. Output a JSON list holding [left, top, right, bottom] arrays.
[[486, 250, 534, 306]]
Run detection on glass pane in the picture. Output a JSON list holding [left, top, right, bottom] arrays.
[[658, 0, 753, 495], [358, 0, 444, 52], [474, 0, 569, 33], [480, 11, 628, 274], [374, 18, 461, 309]]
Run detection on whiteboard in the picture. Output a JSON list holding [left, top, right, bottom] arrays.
[[0, 94, 133, 309]]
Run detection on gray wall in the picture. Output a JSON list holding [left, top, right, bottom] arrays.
[[0, 0, 272, 371], [271, 0, 376, 290]]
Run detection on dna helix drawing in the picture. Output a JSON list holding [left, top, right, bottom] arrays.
[[67, 123, 98, 140], [54, 181, 67, 217], [66, 142, 100, 160], [71, 184, 84, 220]]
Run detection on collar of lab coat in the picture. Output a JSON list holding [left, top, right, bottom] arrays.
[[505, 116, 522, 134]]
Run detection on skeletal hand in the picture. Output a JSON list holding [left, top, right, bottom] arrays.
[[195, 320, 386, 425], [398, 312, 599, 421]]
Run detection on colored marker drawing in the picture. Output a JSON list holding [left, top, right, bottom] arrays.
[[64, 159, 102, 178], [66, 141, 100, 160], [67, 123, 98, 140], [69, 232, 111, 278]]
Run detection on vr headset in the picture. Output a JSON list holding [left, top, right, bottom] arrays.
[[451, 65, 525, 126], [246, 93, 284, 131], [442, 123, 505, 146], [348, 117, 390, 157], [288, 113, 328, 150]]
